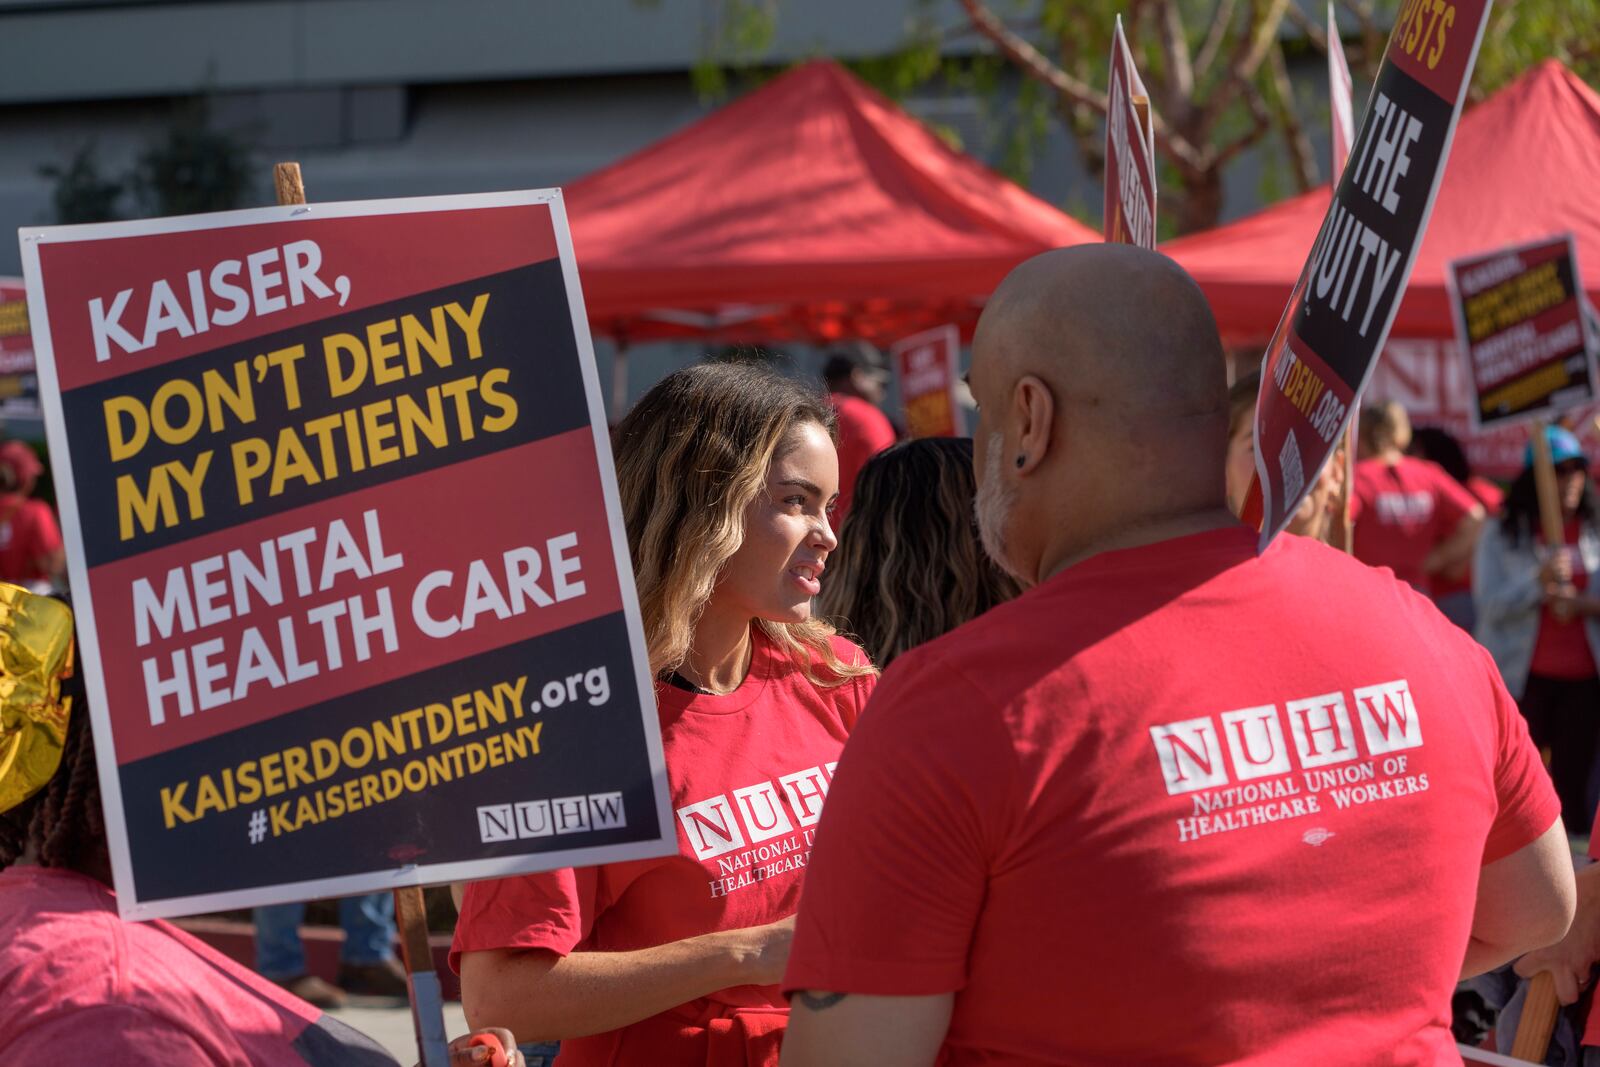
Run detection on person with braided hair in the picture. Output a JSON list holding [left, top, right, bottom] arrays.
[[0, 586, 527, 1066]]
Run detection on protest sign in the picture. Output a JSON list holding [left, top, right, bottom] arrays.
[[1448, 234, 1596, 430], [0, 280, 39, 422], [890, 325, 962, 438], [19, 189, 674, 919], [1104, 16, 1157, 249], [1246, 0, 1496, 548]]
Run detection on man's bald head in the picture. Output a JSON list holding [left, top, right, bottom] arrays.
[[975, 244, 1226, 418], [970, 245, 1233, 583]]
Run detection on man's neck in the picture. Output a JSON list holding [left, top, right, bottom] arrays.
[[681, 606, 754, 695], [1039, 506, 1240, 584]]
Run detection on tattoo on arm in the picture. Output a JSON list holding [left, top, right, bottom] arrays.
[[796, 991, 849, 1012]]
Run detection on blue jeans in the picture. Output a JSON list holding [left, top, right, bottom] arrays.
[[518, 1042, 560, 1066], [253, 894, 396, 980]]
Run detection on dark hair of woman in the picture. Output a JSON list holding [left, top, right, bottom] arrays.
[[1409, 425, 1472, 486], [817, 437, 1021, 668], [0, 665, 106, 875], [1500, 464, 1598, 547]]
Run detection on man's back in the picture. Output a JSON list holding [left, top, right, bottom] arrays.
[[786, 526, 1557, 1065]]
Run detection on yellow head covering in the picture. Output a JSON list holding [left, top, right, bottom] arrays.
[[0, 584, 74, 814]]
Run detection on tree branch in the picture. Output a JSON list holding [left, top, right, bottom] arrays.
[[958, 0, 1206, 172], [1268, 43, 1318, 191], [1283, 3, 1329, 52], [1197, 0, 1291, 142], [1155, 0, 1195, 113], [1209, 82, 1274, 169], [956, 0, 1105, 112], [1194, 0, 1239, 78]]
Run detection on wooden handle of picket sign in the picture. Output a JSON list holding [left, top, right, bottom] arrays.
[[274, 159, 449, 1067], [396, 884, 450, 1067], [1530, 418, 1567, 549], [1509, 970, 1560, 1062]]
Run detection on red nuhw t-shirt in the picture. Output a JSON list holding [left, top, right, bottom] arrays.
[[828, 393, 896, 526], [1351, 456, 1480, 592], [784, 527, 1558, 1067], [452, 632, 874, 1067]]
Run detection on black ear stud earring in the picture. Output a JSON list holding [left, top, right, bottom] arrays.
[[1015, 455, 1026, 469]]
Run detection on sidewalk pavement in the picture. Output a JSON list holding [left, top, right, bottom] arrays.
[[326, 997, 468, 1065]]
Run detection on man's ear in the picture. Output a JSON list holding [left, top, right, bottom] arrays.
[[1012, 374, 1055, 476]]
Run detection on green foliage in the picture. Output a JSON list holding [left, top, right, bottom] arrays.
[[37, 143, 124, 224], [1471, 0, 1600, 98], [129, 100, 256, 218], [40, 99, 257, 226]]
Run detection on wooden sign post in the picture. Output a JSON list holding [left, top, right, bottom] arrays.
[[273, 159, 449, 1067]]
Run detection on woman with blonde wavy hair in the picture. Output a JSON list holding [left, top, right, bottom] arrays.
[[819, 437, 1020, 667], [454, 362, 877, 1067]]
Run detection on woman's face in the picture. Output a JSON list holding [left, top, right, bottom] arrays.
[[714, 421, 840, 625], [1225, 420, 1256, 517], [1559, 459, 1588, 515]]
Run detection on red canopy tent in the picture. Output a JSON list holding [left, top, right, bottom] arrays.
[[566, 60, 1100, 346], [1164, 60, 1600, 476]]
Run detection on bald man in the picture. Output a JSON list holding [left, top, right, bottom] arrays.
[[779, 246, 1574, 1066]]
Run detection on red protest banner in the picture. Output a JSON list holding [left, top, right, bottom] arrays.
[[1245, 0, 1495, 547], [1104, 16, 1157, 249], [1449, 234, 1597, 430], [890, 324, 963, 438], [19, 190, 674, 919]]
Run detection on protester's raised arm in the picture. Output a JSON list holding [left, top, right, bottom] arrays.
[[459, 917, 794, 1043], [781, 991, 952, 1067], [1462, 820, 1575, 980]]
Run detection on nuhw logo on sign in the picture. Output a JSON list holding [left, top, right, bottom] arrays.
[[676, 764, 834, 862], [1150, 680, 1422, 796]]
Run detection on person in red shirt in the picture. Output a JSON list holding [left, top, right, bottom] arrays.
[[0, 588, 525, 1067], [823, 352, 897, 526], [1351, 402, 1485, 593], [0, 439, 63, 590], [1474, 426, 1600, 832], [780, 245, 1574, 1067], [454, 363, 877, 1067], [1411, 425, 1504, 631]]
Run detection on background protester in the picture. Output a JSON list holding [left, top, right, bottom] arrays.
[[1411, 426, 1505, 631], [0, 440, 63, 591], [817, 438, 1019, 668], [0, 588, 521, 1066], [453, 363, 876, 1067], [780, 246, 1573, 1067], [1352, 401, 1486, 592], [822, 351, 897, 525], [1475, 425, 1600, 830], [1223, 371, 1345, 543], [252, 894, 407, 1007]]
